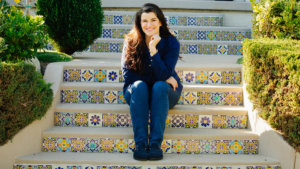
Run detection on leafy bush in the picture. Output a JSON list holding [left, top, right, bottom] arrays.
[[36, 0, 104, 55], [250, 0, 300, 40], [0, 37, 6, 54], [0, 62, 53, 145], [36, 51, 73, 62], [0, 5, 48, 63], [243, 38, 300, 151]]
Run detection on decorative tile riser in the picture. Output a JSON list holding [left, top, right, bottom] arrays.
[[42, 137, 258, 155], [86, 42, 243, 55], [55, 112, 248, 129], [14, 164, 281, 169], [63, 69, 242, 85], [104, 15, 223, 26], [101, 28, 251, 41], [60, 90, 243, 106]]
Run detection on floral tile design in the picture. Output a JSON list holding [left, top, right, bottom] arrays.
[[216, 31, 226, 41], [196, 71, 208, 84], [71, 138, 86, 152], [104, 91, 118, 104], [176, 70, 183, 83], [208, 72, 222, 84], [235, 32, 246, 41], [94, 70, 106, 82], [161, 140, 172, 153], [42, 137, 57, 152], [75, 113, 88, 127], [64, 69, 81, 82], [115, 139, 128, 153], [178, 93, 184, 105], [239, 115, 248, 129], [237, 45, 243, 55], [217, 45, 228, 55], [198, 115, 212, 129], [198, 44, 208, 54], [118, 91, 126, 104], [184, 92, 197, 105], [187, 17, 197, 26], [104, 15, 114, 24], [180, 44, 189, 54], [102, 113, 117, 127], [172, 140, 186, 154], [244, 140, 258, 154], [116, 114, 130, 127], [89, 113, 102, 127], [207, 31, 216, 40], [185, 140, 200, 154], [107, 69, 119, 83], [208, 44, 218, 55], [188, 44, 198, 54], [79, 90, 91, 103], [128, 139, 135, 153], [229, 140, 244, 154], [235, 92, 243, 106], [85, 138, 100, 152], [183, 71, 196, 84], [227, 32, 236, 41], [185, 114, 199, 128], [234, 72, 242, 84], [54, 112, 62, 127], [197, 31, 207, 40], [227, 45, 238, 55], [221, 71, 234, 84], [81, 69, 94, 82], [171, 115, 185, 128], [210, 93, 224, 105], [215, 140, 230, 154], [91, 90, 105, 103], [227, 116, 240, 129], [57, 138, 71, 152], [61, 112, 75, 127], [199, 140, 215, 154], [100, 138, 115, 153], [61, 90, 78, 103], [197, 92, 211, 105], [213, 115, 227, 129], [224, 92, 236, 106], [178, 16, 187, 26]]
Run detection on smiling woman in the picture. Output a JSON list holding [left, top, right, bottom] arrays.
[[121, 3, 182, 161]]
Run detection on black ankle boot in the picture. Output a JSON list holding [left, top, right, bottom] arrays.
[[133, 144, 148, 161], [148, 144, 163, 160]]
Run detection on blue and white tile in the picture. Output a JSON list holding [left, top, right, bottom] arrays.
[[208, 72, 222, 84], [184, 92, 198, 105], [104, 90, 118, 104], [183, 71, 196, 84], [107, 69, 120, 82], [89, 113, 102, 127], [81, 69, 94, 82], [198, 115, 213, 129], [217, 45, 228, 55]]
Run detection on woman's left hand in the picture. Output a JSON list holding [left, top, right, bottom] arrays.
[[149, 34, 161, 56], [166, 76, 178, 91]]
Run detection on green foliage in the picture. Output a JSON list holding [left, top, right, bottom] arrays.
[[250, 0, 300, 40], [35, 50, 73, 62], [243, 38, 300, 151], [0, 37, 7, 54], [0, 5, 48, 63], [36, 0, 104, 55], [0, 62, 53, 145]]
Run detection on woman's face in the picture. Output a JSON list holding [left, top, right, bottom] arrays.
[[140, 12, 161, 38]]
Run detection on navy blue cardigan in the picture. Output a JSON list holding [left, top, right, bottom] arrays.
[[121, 35, 183, 94]]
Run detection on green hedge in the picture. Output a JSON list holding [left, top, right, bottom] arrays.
[[243, 38, 300, 151], [35, 51, 73, 62], [0, 37, 6, 54], [0, 62, 53, 145]]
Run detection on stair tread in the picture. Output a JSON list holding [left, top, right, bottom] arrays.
[[55, 104, 247, 115], [42, 127, 258, 139], [15, 152, 279, 165]]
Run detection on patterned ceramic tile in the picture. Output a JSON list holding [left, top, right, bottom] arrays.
[[104, 91, 118, 104], [210, 93, 224, 105], [79, 90, 91, 103], [235, 32, 246, 41], [197, 92, 211, 105], [110, 43, 121, 53], [71, 138, 85, 152], [112, 29, 125, 39], [54, 112, 62, 126], [178, 17, 187, 26], [61, 112, 75, 127], [57, 138, 71, 152], [81, 69, 94, 82], [89, 113, 102, 127], [234, 72, 242, 84], [165, 115, 171, 128], [197, 17, 205, 26], [229, 140, 244, 154], [128, 139, 135, 153], [171, 115, 185, 128], [115, 139, 128, 153], [188, 45, 198, 54], [116, 114, 130, 127], [102, 29, 112, 38], [180, 44, 189, 54], [217, 45, 228, 55], [94, 70, 106, 82], [161, 140, 172, 153], [100, 138, 114, 153], [198, 115, 212, 128], [227, 32, 236, 41], [197, 31, 207, 40], [172, 140, 186, 154], [213, 115, 226, 128], [123, 15, 132, 24], [189, 31, 197, 40], [227, 45, 237, 55], [74, 113, 88, 127], [178, 93, 184, 105], [216, 31, 226, 41], [187, 17, 197, 26], [184, 92, 197, 105], [42, 137, 57, 152], [104, 15, 113, 24], [178, 30, 188, 40], [85, 138, 100, 152], [185, 140, 200, 154], [107, 69, 119, 82], [100, 43, 110, 52], [208, 44, 218, 55], [207, 31, 216, 40], [185, 114, 199, 128], [176, 70, 183, 82], [183, 71, 196, 84], [90, 90, 104, 103], [208, 17, 217, 26], [244, 140, 258, 154], [208, 72, 222, 84], [102, 113, 117, 127], [215, 140, 230, 154], [239, 115, 248, 129], [61, 90, 78, 103], [226, 116, 240, 128], [235, 92, 243, 105], [224, 92, 236, 106], [196, 71, 208, 84], [221, 71, 234, 84], [199, 140, 215, 154], [118, 91, 126, 104], [64, 69, 81, 82], [198, 44, 208, 54], [168, 16, 177, 25], [237, 45, 243, 55], [113, 15, 123, 24]]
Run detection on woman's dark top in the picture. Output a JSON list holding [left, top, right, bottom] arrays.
[[121, 35, 183, 94]]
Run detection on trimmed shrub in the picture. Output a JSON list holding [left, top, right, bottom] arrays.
[[250, 0, 300, 40], [36, 0, 104, 55], [0, 5, 48, 63], [243, 38, 300, 151], [0, 62, 53, 145], [0, 37, 6, 54], [36, 51, 73, 62]]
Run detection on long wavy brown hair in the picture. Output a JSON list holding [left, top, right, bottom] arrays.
[[124, 3, 173, 73]]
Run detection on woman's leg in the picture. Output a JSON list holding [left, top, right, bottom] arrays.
[[124, 80, 149, 147]]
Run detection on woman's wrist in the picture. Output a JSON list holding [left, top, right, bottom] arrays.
[[149, 47, 157, 56]]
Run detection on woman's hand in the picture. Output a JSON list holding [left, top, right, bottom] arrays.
[[149, 34, 161, 56], [166, 76, 178, 91]]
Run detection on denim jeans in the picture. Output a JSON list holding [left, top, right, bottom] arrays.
[[124, 80, 181, 147]]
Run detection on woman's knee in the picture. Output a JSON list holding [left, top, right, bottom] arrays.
[[152, 81, 170, 94], [132, 81, 148, 94]]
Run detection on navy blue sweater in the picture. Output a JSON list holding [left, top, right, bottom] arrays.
[[121, 35, 183, 94]]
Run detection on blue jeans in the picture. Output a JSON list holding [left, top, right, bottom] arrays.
[[124, 80, 181, 147]]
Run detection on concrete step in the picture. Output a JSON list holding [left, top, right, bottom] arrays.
[[100, 24, 251, 41], [62, 65, 242, 85], [103, 10, 224, 26], [14, 152, 280, 169], [60, 83, 243, 106], [41, 127, 259, 154], [54, 104, 248, 129], [78, 39, 243, 56]]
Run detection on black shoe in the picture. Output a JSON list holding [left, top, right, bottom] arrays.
[[133, 144, 148, 161], [148, 144, 163, 160]]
